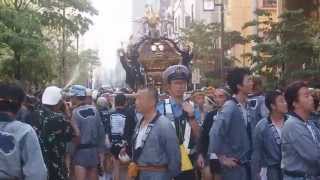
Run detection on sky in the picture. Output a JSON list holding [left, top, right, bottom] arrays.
[[80, 0, 133, 70]]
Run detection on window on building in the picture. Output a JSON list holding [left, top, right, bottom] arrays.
[[203, 0, 215, 11], [262, 0, 277, 8]]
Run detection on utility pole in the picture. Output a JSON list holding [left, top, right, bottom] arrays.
[[252, 0, 258, 67], [220, 2, 224, 79], [204, 0, 224, 78], [214, 0, 225, 79]]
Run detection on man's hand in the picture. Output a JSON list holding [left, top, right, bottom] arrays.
[[119, 147, 127, 157], [197, 154, 205, 169], [63, 101, 72, 120], [219, 155, 239, 168], [183, 101, 200, 139]]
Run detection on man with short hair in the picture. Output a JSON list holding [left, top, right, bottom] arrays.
[[248, 75, 269, 131], [192, 90, 207, 126], [96, 96, 111, 132], [157, 64, 201, 180], [107, 93, 136, 180], [128, 87, 180, 180], [0, 83, 47, 180], [252, 90, 288, 180], [69, 85, 106, 180], [282, 81, 320, 180], [199, 87, 231, 180], [210, 67, 254, 180], [16, 95, 37, 125]]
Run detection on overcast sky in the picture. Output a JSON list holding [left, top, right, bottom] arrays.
[[81, 0, 133, 70]]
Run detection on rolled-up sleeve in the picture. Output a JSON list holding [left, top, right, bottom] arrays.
[[21, 128, 47, 180]]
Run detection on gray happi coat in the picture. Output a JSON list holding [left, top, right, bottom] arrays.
[[134, 115, 181, 180], [72, 105, 106, 167], [281, 113, 320, 180], [0, 113, 47, 180], [252, 117, 283, 180], [209, 99, 252, 180]]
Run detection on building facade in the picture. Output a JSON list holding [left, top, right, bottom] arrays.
[[225, 0, 279, 67], [132, 0, 172, 37], [280, 0, 320, 19], [164, 0, 220, 39]]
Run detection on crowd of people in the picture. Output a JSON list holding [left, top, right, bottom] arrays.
[[0, 65, 320, 180]]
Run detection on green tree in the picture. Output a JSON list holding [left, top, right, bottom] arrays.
[[243, 9, 318, 88], [73, 49, 100, 86], [180, 21, 245, 86], [0, 0, 98, 88], [180, 22, 220, 61], [39, 0, 98, 85], [0, 2, 46, 80]]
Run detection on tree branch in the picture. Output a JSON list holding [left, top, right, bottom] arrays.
[[1, 0, 11, 7]]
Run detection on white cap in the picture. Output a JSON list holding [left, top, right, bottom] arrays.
[[42, 86, 62, 105]]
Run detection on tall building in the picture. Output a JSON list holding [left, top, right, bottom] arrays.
[[161, 0, 222, 83], [159, 0, 172, 18], [132, 0, 172, 36], [162, 0, 280, 68], [132, 0, 148, 36], [164, 0, 220, 39], [225, 0, 279, 66]]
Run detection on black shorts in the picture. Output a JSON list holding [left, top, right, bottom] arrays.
[[73, 148, 99, 168], [174, 170, 196, 180]]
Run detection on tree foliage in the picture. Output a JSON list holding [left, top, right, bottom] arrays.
[[180, 22, 220, 60], [73, 49, 100, 85], [243, 9, 320, 88], [0, 1, 52, 86], [0, 0, 98, 90], [180, 21, 245, 86], [39, 0, 98, 36]]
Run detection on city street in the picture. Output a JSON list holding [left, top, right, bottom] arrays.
[[0, 0, 320, 180]]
